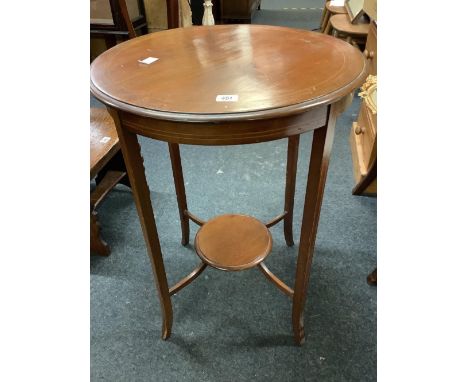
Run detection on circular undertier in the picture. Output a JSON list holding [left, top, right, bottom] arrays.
[[195, 214, 273, 271]]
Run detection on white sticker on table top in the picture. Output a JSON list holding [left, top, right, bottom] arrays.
[[100, 136, 111, 144], [138, 57, 159, 65], [216, 95, 239, 102]]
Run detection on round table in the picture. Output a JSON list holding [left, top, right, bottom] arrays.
[[90, 24, 367, 345]]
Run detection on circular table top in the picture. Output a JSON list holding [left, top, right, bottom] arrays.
[[90, 24, 366, 122], [195, 214, 272, 271]]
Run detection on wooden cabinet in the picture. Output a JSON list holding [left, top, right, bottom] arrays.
[[220, 0, 261, 23], [349, 20, 377, 195]]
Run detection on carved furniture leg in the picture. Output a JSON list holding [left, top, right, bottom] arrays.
[[284, 135, 300, 246], [90, 210, 110, 256], [109, 110, 173, 340], [292, 104, 338, 345], [168, 143, 190, 246]]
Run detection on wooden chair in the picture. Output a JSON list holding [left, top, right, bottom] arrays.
[[320, 1, 347, 33], [90, 108, 130, 256], [90, 0, 148, 49]]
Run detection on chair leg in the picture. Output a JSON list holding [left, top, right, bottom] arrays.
[[324, 19, 333, 35], [321, 10, 331, 33]]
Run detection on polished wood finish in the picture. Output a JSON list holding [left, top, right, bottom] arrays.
[[117, 107, 328, 144], [292, 104, 338, 345], [90, 25, 367, 120], [91, 25, 367, 344], [185, 210, 207, 226], [168, 143, 190, 245], [258, 262, 294, 297], [195, 214, 273, 271], [108, 109, 173, 339], [265, 212, 287, 228], [284, 135, 300, 246], [169, 262, 208, 295]]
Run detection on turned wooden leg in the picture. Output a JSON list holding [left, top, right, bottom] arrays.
[[168, 143, 190, 246], [292, 104, 338, 345], [109, 109, 173, 340], [284, 135, 300, 247], [90, 210, 110, 256]]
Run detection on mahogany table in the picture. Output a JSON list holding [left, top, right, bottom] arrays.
[[90, 24, 367, 345]]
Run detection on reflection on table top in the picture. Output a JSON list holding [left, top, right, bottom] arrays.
[[90, 24, 366, 121]]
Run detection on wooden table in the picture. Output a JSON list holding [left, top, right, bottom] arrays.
[[90, 24, 367, 345]]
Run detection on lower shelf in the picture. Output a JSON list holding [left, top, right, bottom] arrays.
[[194, 214, 273, 271]]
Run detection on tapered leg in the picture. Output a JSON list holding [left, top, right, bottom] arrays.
[[292, 104, 338, 345], [109, 109, 173, 340], [284, 135, 300, 246], [168, 143, 190, 246]]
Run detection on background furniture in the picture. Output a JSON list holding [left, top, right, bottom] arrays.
[[349, 20, 376, 195], [320, 1, 347, 33], [90, 108, 129, 256], [90, 25, 367, 344], [220, 0, 261, 23], [325, 13, 369, 48], [345, 0, 365, 23], [90, 0, 148, 49]]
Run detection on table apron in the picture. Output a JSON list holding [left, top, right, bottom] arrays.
[[116, 105, 329, 145]]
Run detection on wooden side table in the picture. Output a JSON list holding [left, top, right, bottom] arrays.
[[90, 25, 367, 345], [320, 1, 347, 33], [325, 13, 369, 48]]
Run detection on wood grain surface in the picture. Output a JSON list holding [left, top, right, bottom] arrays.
[[195, 214, 273, 271], [90, 24, 367, 121]]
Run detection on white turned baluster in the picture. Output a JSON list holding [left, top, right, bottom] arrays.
[[202, 0, 215, 25]]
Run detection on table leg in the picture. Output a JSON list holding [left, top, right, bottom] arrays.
[[110, 110, 173, 340], [292, 104, 338, 345], [168, 143, 190, 246], [284, 135, 300, 246]]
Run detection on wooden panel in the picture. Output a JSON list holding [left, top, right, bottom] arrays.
[[353, 103, 375, 170], [365, 20, 377, 75], [119, 105, 328, 145]]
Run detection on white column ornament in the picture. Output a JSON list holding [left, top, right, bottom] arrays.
[[202, 0, 215, 25]]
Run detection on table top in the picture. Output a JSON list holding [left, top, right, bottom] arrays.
[[90, 24, 367, 122]]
